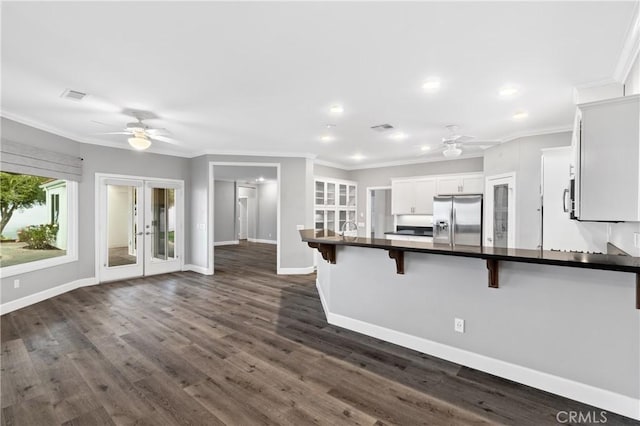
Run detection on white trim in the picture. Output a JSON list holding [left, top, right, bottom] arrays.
[[214, 240, 239, 246], [323, 310, 640, 421], [0, 181, 78, 278], [182, 264, 214, 275], [315, 278, 329, 317], [314, 159, 350, 170], [0, 277, 98, 315], [196, 149, 316, 159], [248, 238, 277, 244], [210, 162, 281, 275], [614, 1, 640, 84], [277, 266, 315, 275]]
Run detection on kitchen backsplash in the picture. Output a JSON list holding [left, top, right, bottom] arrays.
[[397, 215, 433, 227]]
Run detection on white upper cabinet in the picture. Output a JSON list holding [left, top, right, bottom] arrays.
[[391, 178, 437, 215], [576, 95, 640, 221], [436, 174, 484, 195]]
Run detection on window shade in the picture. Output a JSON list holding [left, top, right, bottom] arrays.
[[0, 139, 83, 181]]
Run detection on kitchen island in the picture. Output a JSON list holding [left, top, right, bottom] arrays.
[[300, 229, 640, 420]]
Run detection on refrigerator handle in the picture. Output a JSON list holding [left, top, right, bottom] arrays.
[[451, 207, 455, 245], [562, 188, 569, 213]]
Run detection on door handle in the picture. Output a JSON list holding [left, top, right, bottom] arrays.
[[136, 232, 144, 236], [145, 232, 154, 235], [562, 188, 569, 213]]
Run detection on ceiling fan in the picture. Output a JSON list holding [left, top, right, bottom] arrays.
[[438, 125, 499, 157], [94, 113, 178, 150]]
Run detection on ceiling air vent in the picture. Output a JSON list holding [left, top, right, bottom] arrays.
[[371, 124, 394, 132], [60, 89, 87, 101]]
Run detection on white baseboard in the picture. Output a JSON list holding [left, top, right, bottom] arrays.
[[315, 279, 329, 319], [214, 240, 239, 246], [277, 266, 315, 275], [0, 277, 98, 315], [315, 284, 640, 421], [248, 238, 277, 245], [182, 264, 214, 275]]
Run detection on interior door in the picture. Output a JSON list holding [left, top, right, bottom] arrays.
[[144, 182, 183, 276], [99, 178, 144, 282], [238, 197, 248, 239], [484, 174, 516, 248]]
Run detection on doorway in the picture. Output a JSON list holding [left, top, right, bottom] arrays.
[[366, 186, 393, 238], [209, 163, 280, 274], [97, 175, 184, 282], [484, 173, 516, 248]]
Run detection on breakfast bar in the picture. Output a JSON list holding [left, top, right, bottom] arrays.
[[301, 229, 640, 419]]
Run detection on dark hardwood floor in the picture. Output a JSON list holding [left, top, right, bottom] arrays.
[[2, 241, 638, 425]]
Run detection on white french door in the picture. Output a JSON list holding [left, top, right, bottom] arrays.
[[98, 175, 184, 282]]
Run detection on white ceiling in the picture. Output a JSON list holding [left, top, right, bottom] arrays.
[[1, 1, 636, 168]]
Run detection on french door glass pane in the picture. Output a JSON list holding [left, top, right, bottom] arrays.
[[339, 184, 347, 206], [348, 185, 356, 206], [107, 185, 138, 267], [493, 184, 509, 248], [151, 188, 176, 261]]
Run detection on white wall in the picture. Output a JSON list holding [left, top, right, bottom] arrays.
[[484, 132, 570, 249], [257, 182, 277, 242]]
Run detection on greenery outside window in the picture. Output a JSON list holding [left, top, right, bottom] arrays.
[[0, 172, 78, 277]]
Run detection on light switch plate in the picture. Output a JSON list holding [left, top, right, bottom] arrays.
[[454, 318, 465, 333]]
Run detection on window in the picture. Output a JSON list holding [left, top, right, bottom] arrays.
[[0, 172, 77, 276]]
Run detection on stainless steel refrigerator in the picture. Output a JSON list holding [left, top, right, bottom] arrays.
[[433, 195, 483, 246]]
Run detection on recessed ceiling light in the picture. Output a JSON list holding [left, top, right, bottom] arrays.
[[329, 105, 344, 114], [422, 79, 441, 91], [257, 177, 265, 182], [420, 146, 431, 152], [512, 111, 529, 120], [320, 135, 335, 142], [499, 86, 519, 97], [391, 132, 408, 141], [351, 153, 365, 161]]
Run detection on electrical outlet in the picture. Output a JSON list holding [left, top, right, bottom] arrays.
[[634, 233, 640, 248], [13, 279, 20, 289], [454, 318, 465, 333]]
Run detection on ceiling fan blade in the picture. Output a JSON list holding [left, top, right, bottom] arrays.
[[94, 131, 131, 135], [149, 134, 180, 145], [460, 139, 501, 145], [146, 128, 171, 136]]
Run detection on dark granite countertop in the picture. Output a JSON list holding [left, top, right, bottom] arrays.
[[300, 229, 640, 273]]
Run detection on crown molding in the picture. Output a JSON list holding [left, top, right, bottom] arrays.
[[499, 126, 573, 143], [192, 149, 317, 160], [0, 110, 192, 158], [313, 159, 350, 170], [614, 0, 640, 83]]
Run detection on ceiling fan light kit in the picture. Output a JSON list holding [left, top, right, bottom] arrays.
[[442, 145, 462, 157], [128, 135, 152, 150]]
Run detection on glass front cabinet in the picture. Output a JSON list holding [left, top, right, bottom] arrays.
[[314, 178, 357, 233]]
